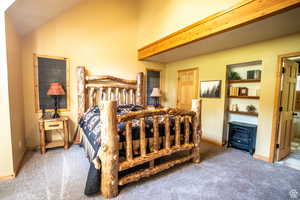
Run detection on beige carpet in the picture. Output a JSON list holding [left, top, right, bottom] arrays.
[[0, 143, 299, 200]]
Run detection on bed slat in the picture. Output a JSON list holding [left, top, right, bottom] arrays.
[[175, 116, 181, 146], [164, 115, 171, 149], [153, 116, 159, 152], [140, 118, 146, 156], [130, 89, 134, 104], [125, 121, 133, 161], [89, 88, 95, 106], [108, 88, 112, 100], [122, 89, 126, 105], [125, 89, 129, 104], [116, 88, 120, 104], [184, 116, 190, 144]]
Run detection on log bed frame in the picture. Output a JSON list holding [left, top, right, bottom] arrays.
[[77, 66, 202, 198]]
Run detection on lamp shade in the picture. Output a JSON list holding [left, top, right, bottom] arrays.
[[150, 88, 161, 97], [47, 82, 65, 96]]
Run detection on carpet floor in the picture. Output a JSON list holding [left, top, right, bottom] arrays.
[[0, 143, 300, 200]]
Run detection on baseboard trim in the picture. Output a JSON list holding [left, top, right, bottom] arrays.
[[201, 136, 224, 147], [0, 174, 14, 181], [253, 153, 271, 162]]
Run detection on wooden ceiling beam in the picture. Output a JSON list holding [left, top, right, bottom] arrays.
[[138, 0, 300, 60]]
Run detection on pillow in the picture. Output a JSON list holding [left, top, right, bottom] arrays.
[[131, 105, 145, 111], [117, 104, 145, 114]]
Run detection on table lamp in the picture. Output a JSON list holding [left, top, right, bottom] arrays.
[[47, 82, 65, 118], [150, 88, 161, 108]]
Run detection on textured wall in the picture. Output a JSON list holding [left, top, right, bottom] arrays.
[[5, 13, 26, 173], [0, 10, 14, 177], [137, 0, 239, 48], [164, 33, 300, 159], [21, 0, 165, 148]]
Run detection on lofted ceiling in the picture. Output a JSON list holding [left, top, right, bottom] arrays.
[[144, 6, 300, 63], [6, 0, 83, 36]]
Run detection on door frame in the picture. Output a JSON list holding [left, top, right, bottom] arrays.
[[270, 51, 300, 162], [176, 67, 199, 108]]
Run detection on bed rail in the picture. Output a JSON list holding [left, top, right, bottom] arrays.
[[99, 99, 201, 198]]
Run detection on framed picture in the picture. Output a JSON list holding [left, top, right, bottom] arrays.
[[200, 80, 221, 98]]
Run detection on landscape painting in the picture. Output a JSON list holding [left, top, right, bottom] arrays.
[[200, 80, 221, 98]]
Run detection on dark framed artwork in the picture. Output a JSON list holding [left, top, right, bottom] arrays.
[[200, 80, 221, 98], [34, 54, 70, 113]]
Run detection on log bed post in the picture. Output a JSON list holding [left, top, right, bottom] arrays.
[[192, 99, 201, 163], [99, 101, 119, 198], [74, 66, 86, 144], [77, 66, 86, 120], [136, 72, 144, 106]]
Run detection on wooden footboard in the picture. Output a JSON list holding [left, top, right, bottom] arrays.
[[99, 100, 202, 198]]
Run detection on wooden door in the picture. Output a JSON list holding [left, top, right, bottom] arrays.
[[277, 60, 299, 161], [177, 68, 198, 110]]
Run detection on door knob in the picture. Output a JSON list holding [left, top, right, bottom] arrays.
[[293, 113, 298, 116]]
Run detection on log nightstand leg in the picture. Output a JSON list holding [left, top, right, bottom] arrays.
[[63, 120, 69, 150], [39, 122, 46, 154]]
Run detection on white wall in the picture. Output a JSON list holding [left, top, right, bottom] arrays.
[[0, 0, 16, 177]]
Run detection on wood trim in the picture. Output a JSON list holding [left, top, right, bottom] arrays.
[[253, 153, 270, 162], [138, 0, 300, 60], [227, 110, 258, 116], [33, 54, 71, 113], [177, 67, 199, 73], [269, 51, 300, 163], [229, 96, 260, 99], [229, 79, 261, 84], [201, 136, 224, 147], [0, 174, 15, 181]]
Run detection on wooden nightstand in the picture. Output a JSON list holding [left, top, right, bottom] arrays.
[[38, 116, 69, 154]]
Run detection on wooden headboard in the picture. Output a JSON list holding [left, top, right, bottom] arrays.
[[77, 66, 144, 120]]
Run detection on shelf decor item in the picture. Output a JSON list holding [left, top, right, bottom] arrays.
[[200, 80, 221, 98], [229, 71, 241, 80], [150, 88, 161, 108], [231, 104, 239, 111], [47, 82, 66, 118], [246, 105, 257, 113], [247, 70, 261, 80], [239, 87, 248, 96]]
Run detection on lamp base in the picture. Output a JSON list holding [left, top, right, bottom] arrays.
[[52, 113, 60, 118], [153, 97, 160, 108]]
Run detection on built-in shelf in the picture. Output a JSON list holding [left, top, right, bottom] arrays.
[[228, 79, 261, 84], [228, 110, 258, 116], [229, 96, 260, 99]]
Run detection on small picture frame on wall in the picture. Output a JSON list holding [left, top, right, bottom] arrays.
[[200, 80, 221, 98]]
